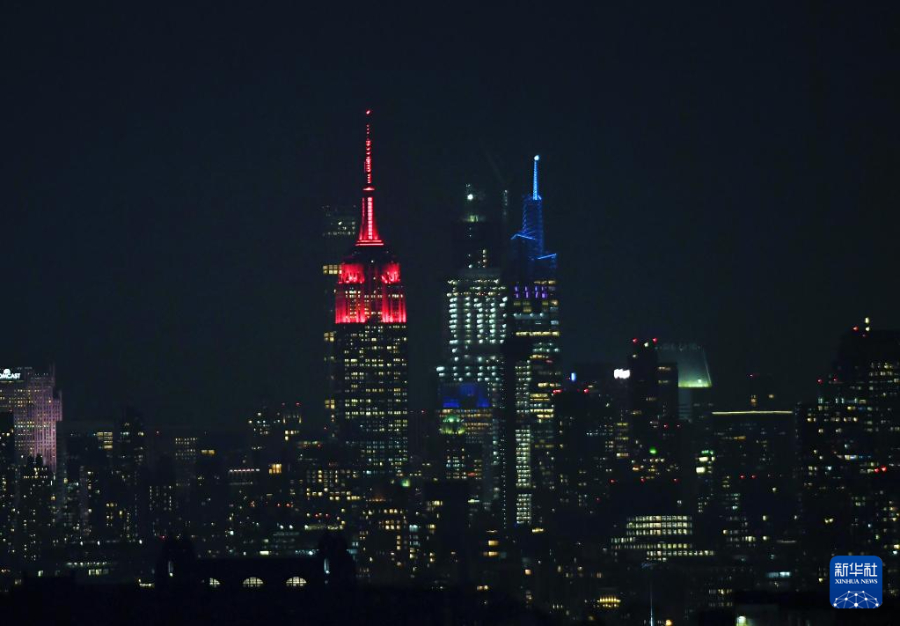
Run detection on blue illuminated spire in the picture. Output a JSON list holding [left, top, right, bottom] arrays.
[[511, 154, 556, 280], [520, 156, 544, 258]]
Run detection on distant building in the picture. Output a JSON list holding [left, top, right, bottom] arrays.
[[322, 205, 359, 432], [114, 408, 147, 543], [191, 447, 228, 557], [697, 410, 796, 559], [173, 434, 199, 498], [436, 184, 505, 514], [553, 387, 617, 514], [59, 422, 112, 543], [745, 372, 781, 410], [438, 383, 493, 512], [657, 342, 713, 422], [418, 480, 469, 585], [627, 339, 682, 482], [0, 367, 63, 471], [505, 156, 562, 527], [148, 455, 177, 538], [0, 413, 14, 568], [797, 319, 899, 595], [356, 483, 412, 585], [248, 401, 305, 468], [333, 112, 409, 481], [226, 465, 260, 556], [15, 455, 54, 565], [610, 514, 713, 562], [437, 184, 505, 398], [296, 442, 360, 532], [571, 363, 632, 463]]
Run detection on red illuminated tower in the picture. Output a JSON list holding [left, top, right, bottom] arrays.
[[333, 111, 409, 480]]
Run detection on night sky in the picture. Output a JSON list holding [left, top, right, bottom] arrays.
[[3, 3, 898, 428]]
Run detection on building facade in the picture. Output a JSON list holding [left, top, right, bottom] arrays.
[[437, 185, 506, 511], [503, 156, 562, 527], [0, 367, 63, 471], [323, 205, 359, 433], [798, 320, 899, 596]]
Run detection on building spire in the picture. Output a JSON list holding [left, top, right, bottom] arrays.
[[358, 109, 383, 246], [518, 155, 546, 264]]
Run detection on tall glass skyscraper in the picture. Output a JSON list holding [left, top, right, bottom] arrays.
[[439, 184, 505, 395], [504, 157, 562, 527], [333, 112, 409, 480], [437, 185, 506, 512]]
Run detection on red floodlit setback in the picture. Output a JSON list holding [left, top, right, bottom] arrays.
[[334, 111, 407, 325], [335, 259, 408, 324], [381, 263, 400, 284]]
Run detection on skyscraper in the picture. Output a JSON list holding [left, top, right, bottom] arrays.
[[697, 409, 796, 560], [510, 156, 557, 281], [505, 157, 562, 526], [114, 408, 147, 543], [173, 434, 199, 499], [438, 382, 493, 511], [627, 338, 682, 482], [437, 185, 505, 511], [553, 386, 617, 516], [333, 111, 409, 481], [798, 319, 899, 595], [0, 367, 63, 471], [656, 342, 713, 422], [323, 205, 359, 432], [437, 185, 505, 396], [15, 455, 54, 565]]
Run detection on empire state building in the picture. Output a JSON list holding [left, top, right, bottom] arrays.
[[333, 111, 409, 480]]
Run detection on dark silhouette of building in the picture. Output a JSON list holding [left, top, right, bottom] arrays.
[[798, 319, 899, 596], [322, 205, 359, 433], [15, 455, 54, 567], [553, 386, 616, 520], [156, 531, 355, 591], [114, 407, 147, 543], [0, 412, 14, 574], [696, 409, 796, 561]]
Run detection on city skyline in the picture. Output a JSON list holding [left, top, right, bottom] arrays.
[[3, 4, 900, 624], [2, 140, 895, 619], [4, 4, 898, 428]]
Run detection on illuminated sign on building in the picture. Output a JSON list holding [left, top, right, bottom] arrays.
[[0, 369, 21, 380], [613, 369, 631, 380]]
